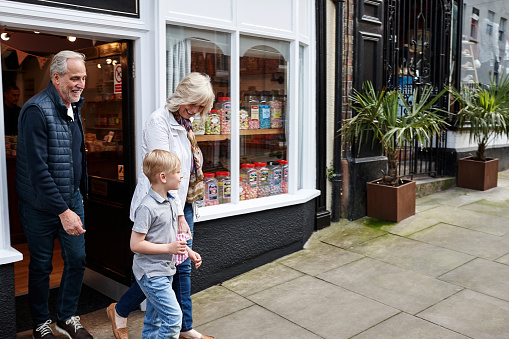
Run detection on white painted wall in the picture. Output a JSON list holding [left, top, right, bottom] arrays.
[[447, 130, 509, 150]]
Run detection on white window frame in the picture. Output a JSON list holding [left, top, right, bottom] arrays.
[[161, 2, 319, 222]]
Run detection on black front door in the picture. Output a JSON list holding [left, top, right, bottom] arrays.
[[80, 41, 135, 286], [354, 0, 385, 91]]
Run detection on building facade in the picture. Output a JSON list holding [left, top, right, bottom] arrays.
[[0, 0, 321, 336], [325, 0, 509, 221]]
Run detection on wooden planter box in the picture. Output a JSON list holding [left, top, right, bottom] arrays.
[[367, 179, 416, 222], [457, 157, 499, 191]]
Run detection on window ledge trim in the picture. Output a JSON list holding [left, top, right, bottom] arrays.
[[195, 189, 320, 222], [0, 247, 23, 266]]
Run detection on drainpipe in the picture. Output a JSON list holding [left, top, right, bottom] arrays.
[[331, 0, 344, 222]]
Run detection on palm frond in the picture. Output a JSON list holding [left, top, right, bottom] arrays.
[[340, 81, 449, 184], [448, 72, 509, 160]]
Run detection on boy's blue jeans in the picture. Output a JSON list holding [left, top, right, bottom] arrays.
[[117, 202, 195, 331], [136, 275, 182, 339], [19, 190, 86, 327]]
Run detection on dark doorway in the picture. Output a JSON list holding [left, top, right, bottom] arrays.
[[1, 28, 135, 331]]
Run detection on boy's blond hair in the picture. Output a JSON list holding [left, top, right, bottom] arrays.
[[143, 149, 181, 183]]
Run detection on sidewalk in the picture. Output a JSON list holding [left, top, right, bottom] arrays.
[[18, 170, 509, 338]]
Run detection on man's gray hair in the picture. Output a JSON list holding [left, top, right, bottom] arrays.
[[50, 50, 86, 76]]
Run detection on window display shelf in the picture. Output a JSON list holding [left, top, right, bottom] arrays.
[[196, 129, 284, 142]]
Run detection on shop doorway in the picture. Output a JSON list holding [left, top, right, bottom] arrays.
[[1, 28, 135, 321]]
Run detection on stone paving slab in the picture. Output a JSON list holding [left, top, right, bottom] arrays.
[[318, 257, 462, 314], [463, 186, 509, 201], [416, 188, 475, 208], [439, 258, 509, 302], [418, 289, 509, 339], [416, 203, 440, 213], [409, 223, 509, 260], [417, 205, 509, 236], [460, 199, 509, 220], [316, 218, 387, 249], [277, 241, 364, 276], [381, 215, 439, 236], [353, 312, 470, 339], [190, 285, 254, 326], [496, 177, 509, 187], [195, 305, 322, 339], [221, 261, 303, 297], [248, 275, 398, 339], [351, 234, 474, 277], [496, 253, 509, 265]]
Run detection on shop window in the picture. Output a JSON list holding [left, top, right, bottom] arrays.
[[239, 36, 289, 199], [166, 25, 231, 206], [166, 27, 292, 206]]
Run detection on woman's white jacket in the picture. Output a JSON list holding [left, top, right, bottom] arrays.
[[129, 107, 197, 221]]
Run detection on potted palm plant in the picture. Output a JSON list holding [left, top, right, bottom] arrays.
[[448, 73, 509, 191], [341, 81, 448, 222]]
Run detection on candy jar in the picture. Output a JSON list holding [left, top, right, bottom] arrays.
[[219, 97, 231, 134], [239, 97, 249, 130], [203, 173, 219, 206], [216, 171, 231, 204], [267, 161, 282, 196], [254, 162, 269, 197], [278, 160, 288, 194], [205, 109, 220, 135], [269, 94, 283, 128], [248, 94, 260, 129], [259, 92, 271, 129], [240, 163, 258, 200], [239, 178, 246, 201], [192, 113, 205, 135]]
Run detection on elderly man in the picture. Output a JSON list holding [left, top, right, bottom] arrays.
[[16, 50, 92, 339]]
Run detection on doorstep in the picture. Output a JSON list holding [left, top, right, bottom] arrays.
[[414, 176, 455, 198]]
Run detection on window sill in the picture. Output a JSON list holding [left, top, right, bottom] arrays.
[[0, 247, 23, 265], [195, 189, 320, 222]]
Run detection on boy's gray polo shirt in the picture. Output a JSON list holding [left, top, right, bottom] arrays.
[[132, 188, 178, 281]]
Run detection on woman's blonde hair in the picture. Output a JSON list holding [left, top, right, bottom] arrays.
[[165, 72, 215, 116], [143, 149, 181, 183]]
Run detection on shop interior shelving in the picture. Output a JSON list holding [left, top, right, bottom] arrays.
[[196, 128, 284, 142]]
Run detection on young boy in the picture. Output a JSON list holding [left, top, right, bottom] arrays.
[[131, 149, 202, 339]]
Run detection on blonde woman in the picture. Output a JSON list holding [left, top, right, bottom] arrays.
[[107, 73, 215, 339]]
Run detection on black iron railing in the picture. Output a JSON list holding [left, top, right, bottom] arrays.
[[384, 0, 453, 177]]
